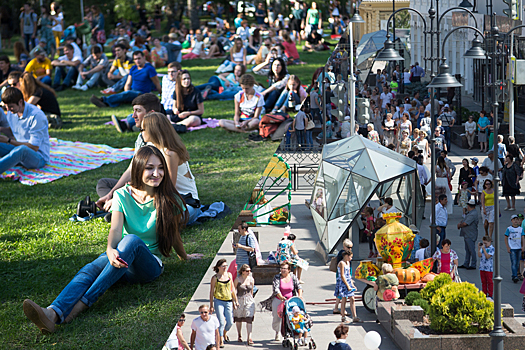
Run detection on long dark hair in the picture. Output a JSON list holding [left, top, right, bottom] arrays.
[[130, 145, 188, 257], [175, 69, 194, 112], [269, 57, 288, 82]]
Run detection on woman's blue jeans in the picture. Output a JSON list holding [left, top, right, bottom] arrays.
[[49, 234, 163, 324], [196, 76, 222, 93], [214, 298, 233, 336], [274, 89, 300, 110], [206, 89, 238, 101], [305, 130, 313, 149], [264, 88, 284, 111]]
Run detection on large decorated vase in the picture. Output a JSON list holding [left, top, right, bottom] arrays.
[[374, 213, 415, 268]]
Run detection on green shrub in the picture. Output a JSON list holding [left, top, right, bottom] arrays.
[[420, 273, 453, 302], [413, 299, 430, 315], [429, 282, 494, 334], [404, 291, 422, 306]]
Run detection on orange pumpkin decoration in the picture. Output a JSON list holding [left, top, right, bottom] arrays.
[[394, 267, 421, 284]]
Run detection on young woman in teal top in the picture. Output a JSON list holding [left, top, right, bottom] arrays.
[[23, 146, 202, 334]]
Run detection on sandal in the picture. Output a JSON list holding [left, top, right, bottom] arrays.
[[353, 317, 363, 323], [248, 339, 254, 346], [332, 309, 340, 314], [341, 315, 347, 322], [238, 336, 243, 343]]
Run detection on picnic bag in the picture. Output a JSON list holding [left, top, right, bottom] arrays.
[[329, 256, 338, 272]]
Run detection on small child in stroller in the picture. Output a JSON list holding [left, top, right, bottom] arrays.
[[291, 306, 308, 345]]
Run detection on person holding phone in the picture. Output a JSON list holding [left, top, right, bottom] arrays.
[[22, 146, 202, 334]]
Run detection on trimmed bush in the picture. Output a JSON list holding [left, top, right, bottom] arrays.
[[412, 299, 430, 315], [404, 291, 422, 306], [429, 282, 494, 334], [420, 273, 453, 302]]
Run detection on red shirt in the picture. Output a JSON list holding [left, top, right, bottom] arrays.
[[282, 41, 300, 60]]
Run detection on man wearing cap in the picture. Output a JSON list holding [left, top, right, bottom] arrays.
[[29, 39, 48, 59], [438, 105, 455, 151], [51, 43, 82, 92], [458, 199, 479, 270], [24, 48, 52, 85], [504, 214, 525, 283], [482, 150, 503, 176], [410, 62, 425, 82]]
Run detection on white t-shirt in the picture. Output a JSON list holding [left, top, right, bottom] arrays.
[[235, 91, 265, 118], [403, 72, 411, 84], [192, 41, 204, 55], [236, 26, 251, 42], [465, 121, 476, 134], [477, 173, 493, 193], [415, 248, 426, 261], [52, 12, 64, 32], [505, 226, 524, 250], [191, 315, 220, 350], [380, 92, 392, 108]]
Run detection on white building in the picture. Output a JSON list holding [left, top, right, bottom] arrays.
[[410, 0, 511, 95]]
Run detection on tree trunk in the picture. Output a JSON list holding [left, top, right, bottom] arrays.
[[187, 0, 199, 30]]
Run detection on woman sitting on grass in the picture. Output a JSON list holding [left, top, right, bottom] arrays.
[[261, 57, 290, 112], [219, 74, 264, 133], [182, 34, 205, 60], [23, 146, 202, 334], [281, 30, 306, 65], [11, 71, 61, 118], [230, 37, 247, 66], [271, 74, 307, 114], [197, 64, 246, 101], [170, 70, 204, 127], [151, 37, 168, 68], [141, 112, 201, 225]]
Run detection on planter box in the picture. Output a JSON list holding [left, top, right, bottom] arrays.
[[377, 302, 525, 350]]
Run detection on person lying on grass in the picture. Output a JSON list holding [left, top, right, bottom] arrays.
[[23, 145, 203, 334], [218, 74, 264, 133]]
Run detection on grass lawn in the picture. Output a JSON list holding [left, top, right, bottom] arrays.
[[0, 45, 329, 349]]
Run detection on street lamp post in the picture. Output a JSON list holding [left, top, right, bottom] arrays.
[[348, 9, 365, 136]]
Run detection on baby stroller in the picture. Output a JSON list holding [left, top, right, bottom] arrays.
[[280, 296, 316, 350]]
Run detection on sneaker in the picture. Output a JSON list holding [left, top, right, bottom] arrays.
[[101, 87, 116, 95], [201, 85, 212, 100], [72, 84, 82, 90], [111, 115, 127, 133], [80, 85, 88, 91], [487, 297, 494, 302], [90, 95, 108, 108], [513, 277, 519, 283]]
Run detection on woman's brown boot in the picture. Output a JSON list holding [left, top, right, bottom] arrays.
[[64, 301, 88, 323]]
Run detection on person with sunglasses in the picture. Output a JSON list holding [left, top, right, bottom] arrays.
[[165, 314, 191, 350], [191, 305, 220, 350], [233, 264, 255, 345]]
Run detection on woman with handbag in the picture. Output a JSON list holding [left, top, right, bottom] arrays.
[[209, 259, 238, 348], [432, 238, 459, 280], [141, 112, 201, 225], [234, 222, 257, 270], [277, 234, 305, 283], [259, 262, 303, 341], [233, 264, 255, 345], [23, 146, 202, 334]]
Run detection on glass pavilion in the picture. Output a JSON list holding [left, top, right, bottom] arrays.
[[310, 136, 425, 253]]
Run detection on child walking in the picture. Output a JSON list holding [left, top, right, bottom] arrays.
[[478, 235, 494, 299], [504, 214, 525, 283], [335, 250, 362, 323], [458, 181, 470, 217], [363, 207, 377, 258]]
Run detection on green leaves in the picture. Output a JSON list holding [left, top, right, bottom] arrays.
[[429, 282, 494, 334], [420, 273, 453, 302]]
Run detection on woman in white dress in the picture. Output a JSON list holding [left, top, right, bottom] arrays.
[[416, 130, 430, 163]]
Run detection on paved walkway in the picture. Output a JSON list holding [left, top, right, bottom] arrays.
[[167, 124, 525, 350]]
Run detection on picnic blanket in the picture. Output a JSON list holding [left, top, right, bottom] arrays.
[[105, 118, 221, 132], [0, 138, 134, 185]]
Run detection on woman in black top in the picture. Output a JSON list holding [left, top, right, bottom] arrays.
[[458, 158, 474, 189], [507, 136, 524, 169], [19, 71, 61, 116], [171, 70, 204, 127]]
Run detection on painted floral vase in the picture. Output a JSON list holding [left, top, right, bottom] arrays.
[[374, 213, 415, 268], [354, 260, 380, 279]]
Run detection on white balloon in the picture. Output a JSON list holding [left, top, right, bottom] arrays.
[[363, 331, 382, 350]]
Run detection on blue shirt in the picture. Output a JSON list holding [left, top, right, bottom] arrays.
[[130, 63, 157, 93], [0, 103, 50, 162], [478, 116, 489, 131]]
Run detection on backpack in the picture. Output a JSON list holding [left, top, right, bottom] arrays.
[[259, 113, 288, 138]]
